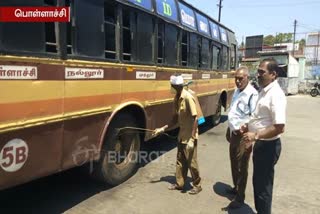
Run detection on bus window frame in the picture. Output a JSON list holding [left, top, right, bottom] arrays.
[[210, 41, 222, 70]]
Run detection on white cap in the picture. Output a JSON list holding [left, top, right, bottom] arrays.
[[170, 75, 184, 85]]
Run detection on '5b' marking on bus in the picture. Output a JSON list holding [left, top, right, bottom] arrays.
[[0, 139, 29, 172]]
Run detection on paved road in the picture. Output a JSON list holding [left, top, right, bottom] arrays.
[[1, 95, 320, 214]]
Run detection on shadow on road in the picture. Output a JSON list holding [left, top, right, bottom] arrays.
[[213, 182, 256, 214], [0, 167, 111, 214], [0, 121, 221, 214], [149, 175, 193, 193]]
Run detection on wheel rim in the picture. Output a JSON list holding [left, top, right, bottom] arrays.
[[113, 130, 139, 169], [311, 89, 318, 97]]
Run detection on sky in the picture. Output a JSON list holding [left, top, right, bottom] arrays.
[[185, 0, 320, 43]]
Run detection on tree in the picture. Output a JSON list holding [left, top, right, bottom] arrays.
[[298, 39, 306, 50], [263, 35, 275, 46], [274, 33, 293, 43]]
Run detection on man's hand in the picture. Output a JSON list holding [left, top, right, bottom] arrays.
[[242, 139, 253, 149], [152, 125, 168, 137], [186, 138, 195, 151], [240, 124, 248, 134], [243, 132, 256, 142]]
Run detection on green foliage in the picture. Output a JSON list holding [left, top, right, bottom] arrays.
[[298, 39, 306, 48], [263, 33, 293, 45], [275, 33, 293, 43], [263, 35, 275, 46]]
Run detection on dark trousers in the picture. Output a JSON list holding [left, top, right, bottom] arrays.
[[253, 139, 281, 214], [229, 132, 252, 202]]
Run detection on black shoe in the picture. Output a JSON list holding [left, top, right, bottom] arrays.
[[228, 199, 244, 209], [226, 187, 237, 195]]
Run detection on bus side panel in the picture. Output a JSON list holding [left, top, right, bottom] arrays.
[[227, 77, 236, 108], [0, 62, 65, 190], [144, 102, 175, 141], [61, 114, 110, 170], [61, 68, 121, 170], [145, 103, 174, 130], [0, 123, 63, 190], [198, 94, 220, 117]]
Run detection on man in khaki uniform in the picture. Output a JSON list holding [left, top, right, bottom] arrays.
[[153, 75, 202, 195]]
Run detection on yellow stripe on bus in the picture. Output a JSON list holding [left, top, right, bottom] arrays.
[[1, 79, 233, 103]]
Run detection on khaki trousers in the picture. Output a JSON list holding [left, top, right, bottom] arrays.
[[229, 132, 252, 202], [176, 140, 201, 188]]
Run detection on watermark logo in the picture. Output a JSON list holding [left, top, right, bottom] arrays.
[[71, 144, 167, 173]]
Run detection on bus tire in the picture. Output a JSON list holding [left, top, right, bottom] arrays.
[[93, 113, 141, 186], [211, 99, 222, 126]]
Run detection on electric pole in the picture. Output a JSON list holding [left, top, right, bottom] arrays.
[[316, 31, 320, 65], [217, 0, 223, 22], [292, 19, 297, 57]]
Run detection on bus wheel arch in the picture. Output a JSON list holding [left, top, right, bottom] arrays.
[[220, 90, 227, 110], [211, 91, 227, 126], [93, 103, 146, 186]]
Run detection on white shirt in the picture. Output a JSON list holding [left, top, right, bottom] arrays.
[[228, 84, 258, 131], [248, 80, 287, 141]]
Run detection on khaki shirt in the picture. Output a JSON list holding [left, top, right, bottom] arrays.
[[174, 89, 198, 144]]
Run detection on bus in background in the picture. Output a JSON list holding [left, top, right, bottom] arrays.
[[0, 0, 237, 190]]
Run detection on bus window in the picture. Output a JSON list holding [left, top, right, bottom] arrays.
[[0, 0, 45, 53], [104, 1, 117, 59], [45, 23, 57, 53], [164, 24, 178, 66], [211, 45, 220, 70], [73, 0, 104, 57], [189, 33, 198, 68], [66, 0, 73, 54], [44, 0, 57, 53], [122, 8, 132, 61], [230, 44, 237, 69], [181, 31, 189, 66], [136, 12, 154, 63], [157, 21, 164, 64], [200, 37, 210, 69], [221, 46, 229, 70]]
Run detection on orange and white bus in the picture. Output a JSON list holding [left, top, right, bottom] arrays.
[[0, 0, 237, 190]]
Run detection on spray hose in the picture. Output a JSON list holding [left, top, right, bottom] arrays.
[[115, 126, 177, 139]]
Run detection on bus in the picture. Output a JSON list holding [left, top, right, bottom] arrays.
[[0, 0, 237, 190]]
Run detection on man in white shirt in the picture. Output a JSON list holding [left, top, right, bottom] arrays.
[[226, 66, 258, 208], [242, 58, 287, 214]]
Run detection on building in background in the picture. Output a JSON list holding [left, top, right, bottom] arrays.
[[274, 43, 299, 52], [305, 32, 320, 79]]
